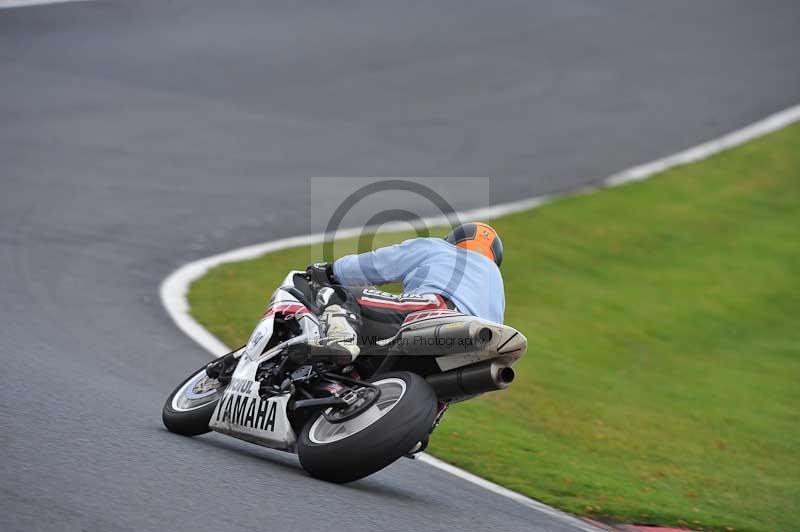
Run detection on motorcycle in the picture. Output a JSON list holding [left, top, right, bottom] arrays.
[[162, 270, 527, 483]]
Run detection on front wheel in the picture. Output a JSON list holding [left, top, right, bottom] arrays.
[[297, 371, 437, 483], [162, 363, 228, 436]]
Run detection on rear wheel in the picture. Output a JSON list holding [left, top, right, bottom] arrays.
[[297, 371, 437, 483], [162, 363, 227, 436]]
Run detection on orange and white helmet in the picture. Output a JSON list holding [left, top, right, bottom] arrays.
[[444, 222, 503, 267]]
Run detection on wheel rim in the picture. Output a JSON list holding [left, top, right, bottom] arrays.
[[171, 368, 226, 412], [308, 378, 406, 444]]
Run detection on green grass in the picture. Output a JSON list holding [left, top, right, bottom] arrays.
[[188, 124, 800, 532]]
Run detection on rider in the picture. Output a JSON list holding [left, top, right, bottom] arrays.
[[306, 222, 505, 362]]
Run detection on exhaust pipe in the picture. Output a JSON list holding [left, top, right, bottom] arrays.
[[426, 361, 515, 402], [396, 321, 494, 356]]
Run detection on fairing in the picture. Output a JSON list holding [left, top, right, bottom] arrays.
[[209, 271, 321, 451]]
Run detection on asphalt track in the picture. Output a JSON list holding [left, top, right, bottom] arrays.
[[1, 2, 799, 531]]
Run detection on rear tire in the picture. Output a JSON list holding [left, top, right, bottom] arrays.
[[162, 363, 227, 436], [297, 371, 437, 483]]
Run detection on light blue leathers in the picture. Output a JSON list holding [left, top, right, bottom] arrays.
[[332, 238, 505, 324]]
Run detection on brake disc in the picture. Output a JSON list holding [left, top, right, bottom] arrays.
[[322, 386, 382, 424]]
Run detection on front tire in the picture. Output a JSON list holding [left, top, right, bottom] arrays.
[[162, 363, 227, 436], [297, 371, 437, 483]]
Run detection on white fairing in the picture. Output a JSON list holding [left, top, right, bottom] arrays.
[[210, 381, 295, 451], [243, 271, 321, 362], [209, 271, 321, 452]]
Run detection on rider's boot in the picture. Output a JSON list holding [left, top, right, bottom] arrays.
[[313, 304, 360, 364]]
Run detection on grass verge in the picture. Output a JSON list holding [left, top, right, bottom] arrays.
[[188, 124, 800, 531]]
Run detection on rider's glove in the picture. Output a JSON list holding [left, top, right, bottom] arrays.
[[306, 262, 335, 286]]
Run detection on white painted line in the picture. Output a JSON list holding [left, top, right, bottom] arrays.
[[159, 103, 800, 528], [603, 105, 800, 186], [416, 453, 601, 532], [0, 0, 89, 8], [161, 103, 800, 358]]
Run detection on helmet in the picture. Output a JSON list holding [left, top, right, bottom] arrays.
[[444, 222, 503, 267]]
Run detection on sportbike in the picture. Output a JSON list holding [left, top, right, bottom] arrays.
[[163, 271, 527, 482]]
